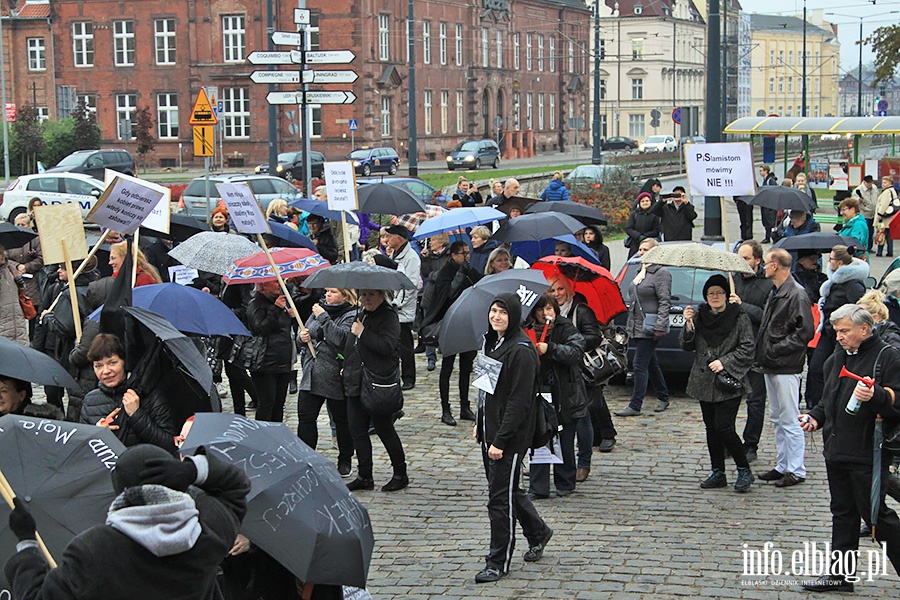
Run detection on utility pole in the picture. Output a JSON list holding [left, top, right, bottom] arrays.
[[591, 0, 602, 165], [703, 0, 722, 241], [407, 0, 418, 177], [266, 0, 278, 174]]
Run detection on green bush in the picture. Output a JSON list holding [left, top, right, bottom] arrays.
[[41, 119, 76, 169], [569, 166, 637, 235]]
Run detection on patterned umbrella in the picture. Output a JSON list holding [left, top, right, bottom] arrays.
[[167, 231, 261, 275], [222, 248, 330, 284], [390, 204, 448, 232], [640, 242, 754, 275]]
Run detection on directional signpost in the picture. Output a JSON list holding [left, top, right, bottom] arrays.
[[251, 70, 301, 84], [266, 92, 299, 105], [247, 51, 294, 65], [302, 70, 359, 84], [304, 91, 357, 104], [292, 49, 356, 64], [271, 31, 304, 46]]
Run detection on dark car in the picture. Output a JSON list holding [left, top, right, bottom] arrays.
[[45, 149, 135, 179], [446, 139, 501, 170], [356, 176, 449, 207], [254, 151, 326, 180], [348, 147, 400, 176], [601, 136, 639, 151], [563, 164, 634, 196]]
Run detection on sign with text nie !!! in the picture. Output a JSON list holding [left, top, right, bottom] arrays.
[[684, 142, 756, 197], [215, 182, 270, 234]]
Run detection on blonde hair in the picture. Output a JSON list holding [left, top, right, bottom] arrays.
[[639, 238, 659, 251], [470, 226, 491, 241], [266, 198, 288, 219], [858, 289, 889, 322], [485, 247, 512, 274], [457, 176, 468, 186], [553, 171, 564, 181], [111, 242, 162, 284]]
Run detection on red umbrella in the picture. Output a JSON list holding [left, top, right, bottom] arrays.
[[222, 247, 330, 284], [531, 256, 626, 325]]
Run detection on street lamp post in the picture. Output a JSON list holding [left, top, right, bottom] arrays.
[[591, 0, 602, 165]]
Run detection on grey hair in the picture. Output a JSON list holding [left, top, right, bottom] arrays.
[[829, 304, 874, 329]]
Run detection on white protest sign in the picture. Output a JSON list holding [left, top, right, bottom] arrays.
[[216, 182, 270, 234], [684, 142, 757, 197], [105, 170, 171, 235], [324, 161, 359, 211], [86, 176, 166, 235], [168, 265, 200, 285]]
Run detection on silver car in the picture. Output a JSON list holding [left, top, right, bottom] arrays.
[[180, 174, 301, 219]]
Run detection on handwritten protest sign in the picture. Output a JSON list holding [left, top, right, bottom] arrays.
[[33, 204, 87, 265], [168, 265, 200, 285], [86, 176, 166, 234], [105, 170, 170, 235], [324, 161, 359, 211], [216, 182, 270, 234], [684, 142, 756, 197]]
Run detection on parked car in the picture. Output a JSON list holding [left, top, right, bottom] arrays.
[[44, 149, 135, 179], [0, 173, 105, 222], [678, 135, 706, 149], [601, 136, 639, 151], [563, 164, 633, 195], [253, 151, 326, 181], [348, 147, 400, 176], [180, 174, 301, 218], [639, 135, 677, 153], [446, 139, 501, 170], [356, 176, 449, 207]]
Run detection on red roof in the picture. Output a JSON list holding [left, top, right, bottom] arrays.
[[15, 1, 50, 18]]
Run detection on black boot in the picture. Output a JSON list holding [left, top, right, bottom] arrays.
[[441, 405, 457, 426], [460, 402, 476, 421]]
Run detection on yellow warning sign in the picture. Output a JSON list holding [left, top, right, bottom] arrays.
[[193, 126, 215, 157], [189, 89, 218, 126]]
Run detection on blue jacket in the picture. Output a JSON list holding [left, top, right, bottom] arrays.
[[540, 180, 570, 202], [839, 214, 869, 258]]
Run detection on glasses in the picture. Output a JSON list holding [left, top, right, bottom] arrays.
[[707, 291, 727, 297], [456, 251, 470, 256]]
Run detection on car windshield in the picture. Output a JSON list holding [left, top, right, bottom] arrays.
[[55, 154, 87, 167], [620, 264, 724, 304], [184, 179, 223, 197], [454, 141, 480, 152], [645, 136, 666, 144], [568, 166, 612, 180], [277, 152, 300, 162], [349, 150, 370, 159]]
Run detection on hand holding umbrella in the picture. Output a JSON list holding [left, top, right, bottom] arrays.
[[1, 474, 56, 568]]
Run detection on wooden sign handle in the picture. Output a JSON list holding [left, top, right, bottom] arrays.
[[61, 240, 83, 343]]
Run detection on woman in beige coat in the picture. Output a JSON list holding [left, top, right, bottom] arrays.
[[0, 246, 29, 345]]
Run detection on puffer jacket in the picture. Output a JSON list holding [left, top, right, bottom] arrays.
[[246, 291, 294, 374], [469, 239, 499, 275], [624, 208, 661, 247], [535, 316, 588, 424], [0, 264, 28, 345], [80, 382, 176, 452], [299, 301, 356, 401], [540, 180, 570, 202], [819, 258, 868, 334], [756, 277, 814, 374], [625, 264, 672, 340], [681, 308, 755, 403], [68, 318, 100, 422]]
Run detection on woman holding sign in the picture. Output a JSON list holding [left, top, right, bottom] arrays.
[[109, 242, 162, 286]]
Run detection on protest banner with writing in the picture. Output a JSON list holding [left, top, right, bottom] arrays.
[[324, 162, 359, 211], [86, 176, 166, 234], [33, 204, 88, 265], [168, 265, 200, 286], [105, 170, 171, 235], [684, 142, 757, 197], [216, 182, 270, 234]]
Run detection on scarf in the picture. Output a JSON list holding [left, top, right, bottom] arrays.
[[695, 302, 740, 348]]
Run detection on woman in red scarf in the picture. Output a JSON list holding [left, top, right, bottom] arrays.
[[109, 242, 162, 287]]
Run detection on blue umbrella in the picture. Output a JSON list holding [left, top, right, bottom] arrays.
[[412, 206, 507, 240], [511, 234, 601, 266], [88, 283, 250, 337], [265, 220, 318, 252], [288, 198, 360, 224]]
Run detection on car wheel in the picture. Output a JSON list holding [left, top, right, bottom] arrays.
[[492, 157, 500, 169], [8, 207, 25, 223], [474, 158, 481, 170], [388, 162, 398, 175], [448, 165, 455, 171], [284, 170, 295, 182], [362, 164, 371, 177]]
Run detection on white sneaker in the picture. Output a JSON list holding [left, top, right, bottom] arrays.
[[216, 383, 230, 398]]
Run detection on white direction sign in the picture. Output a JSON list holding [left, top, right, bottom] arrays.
[[266, 91, 299, 105], [304, 91, 356, 104], [271, 31, 304, 46], [247, 51, 294, 65], [302, 70, 359, 84], [684, 142, 757, 197], [251, 70, 301, 84], [294, 8, 311, 25], [292, 49, 356, 65]]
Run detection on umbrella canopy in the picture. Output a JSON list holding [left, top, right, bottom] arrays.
[[222, 248, 330, 284], [0, 336, 79, 391], [412, 206, 507, 240], [771, 232, 860, 254], [0, 222, 37, 248], [180, 413, 374, 588], [746, 187, 817, 212], [0, 415, 125, 590], [264, 221, 319, 252], [357, 183, 427, 215], [487, 195, 537, 217], [288, 198, 360, 223], [641, 243, 755, 275], [511, 234, 602, 266], [438, 270, 549, 355], [525, 200, 608, 225], [87, 283, 250, 337], [303, 261, 416, 291], [167, 231, 261, 275], [492, 212, 586, 244], [140, 213, 210, 242], [391, 205, 448, 232], [532, 256, 627, 325], [872, 419, 884, 540]]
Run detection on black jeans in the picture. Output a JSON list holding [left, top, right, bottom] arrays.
[[225, 361, 258, 416], [250, 371, 291, 423], [805, 329, 836, 410], [481, 446, 547, 573], [346, 394, 406, 481], [438, 350, 476, 410], [529, 421, 577, 496], [398, 322, 416, 386], [588, 384, 617, 440], [628, 338, 669, 411], [742, 370, 767, 451], [761, 207, 778, 240], [735, 199, 753, 241], [296, 390, 354, 468], [700, 397, 749, 471], [867, 218, 875, 252]]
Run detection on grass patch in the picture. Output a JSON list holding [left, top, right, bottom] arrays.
[[419, 164, 582, 189]]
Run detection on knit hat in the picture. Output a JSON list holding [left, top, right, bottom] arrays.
[[636, 192, 653, 204], [703, 274, 729, 298], [112, 444, 181, 494]]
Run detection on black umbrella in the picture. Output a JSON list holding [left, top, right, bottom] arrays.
[[0, 336, 79, 391], [180, 413, 374, 588], [357, 183, 427, 215], [525, 200, 608, 225], [0, 222, 37, 248], [303, 261, 416, 290], [747, 187, 817, 212], [487, 195, 537, 217], [438, 270, 549, 355], [772, 232, 860, 253], [872, 418, 884, 540], [140, 213, 210, 242], [0, 415, 125, 590], [492, 212, 587, 244]]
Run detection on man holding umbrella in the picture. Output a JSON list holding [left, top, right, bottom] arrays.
[[384, 225, 421, 391], [799, 305, 900, 591]]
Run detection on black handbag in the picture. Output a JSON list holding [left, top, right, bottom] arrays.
[[715, 370, 743, 394], [228, 335, 267, 371], [531, 392, 559, 449], [360, 364, 404, 416], [420, 320, 442, 346], [572, 311, 628, 386]]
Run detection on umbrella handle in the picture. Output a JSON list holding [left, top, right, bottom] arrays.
[[0, 468, 57, 568]]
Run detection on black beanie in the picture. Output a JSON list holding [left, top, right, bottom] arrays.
[[111, 444, 179, 494], [703, 274, 729, 298]]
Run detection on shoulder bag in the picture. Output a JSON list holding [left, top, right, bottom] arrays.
[[228, 335, 267, 372], [572, 308, 627, 386], [7, 265, 36, 320], [359, 362, 404, 416], [531, 391, 558, 449], [634, 290, 669, 336]]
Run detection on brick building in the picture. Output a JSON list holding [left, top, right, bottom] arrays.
[[0, 0, 590, 168]]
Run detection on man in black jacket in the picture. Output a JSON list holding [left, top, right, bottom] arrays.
[[650, 186, 697, 241], [6, 444, 250, 600], [759, 165, 779, 243], [800, 305, 900, 591], [475, 293, 552, 584]]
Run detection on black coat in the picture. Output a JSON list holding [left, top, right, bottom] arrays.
[[624, 208, 661, 246], [791, 265, 827, 304], [421, 258, 481, 327], [732, 266, 774, 334], [311, 224, 339, 265], [756, 277, 814, 374], [565, 297, 602, 352], [341, 299, 400, 397], [536, 316, 588, 424], [246, 291, 294, 373], [80, 382, 177, 453], [5, 451, 250, 600], [650, 200, 697, 241], [299, 301, 356, 400]]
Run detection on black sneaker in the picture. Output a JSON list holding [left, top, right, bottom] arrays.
[[381, 474, 409, 492], [523, 527, 553, 562], [734, 467, 754, 493], [337, 463, 352, 478], [346, 477, 374, 491], [801, 575, 854, 593], [743, 447, 758, 463], [475, 567, 507, 584], [700, 470, 727, 489], [597, 438, 616, 452], [773, 472, 805, 488], [757, 469, 784, 481], [401, 381, 415, 391]]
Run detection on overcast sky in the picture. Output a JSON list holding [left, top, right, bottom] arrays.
[[740, 0, 900, 76]]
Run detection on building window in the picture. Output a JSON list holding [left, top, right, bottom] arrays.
[[440, 90, 449, 134], [112, 21, 135, 66], [769, 77, 774, 93], [496, 31, 503, 68], [423, 21, 431, 64], [424, 90, 432, 135], [116, 93, 137, 140], [526, 93, 533, 129], [526, 34, 533, 70], [628, 114, 645, 139], [481, 28, 489, 68], [788, 51, 793, 66], [306, 12, 320, 51], [538, 93, 544, 130], [308, 106, 322, 138], [455, 24, 463, 66], [439, 23, 447, 65], [770, 49, 775, 65], [456, 90, 464, 133], [72, 22, 94, 67], [154, 19, 176, 65], [549, 93, 556, 130], [549, 37, 555, 73], [632, 38, 644, 60], [814, 104, 819, 118], [778, 50, 784, 66], [632, 78, 643, 100], [513, 91, 521, 129], [787, 105, 793, 117], [568, 40, 574, 72], [157, 93, 179, 139], [379, 15, 389, 61], [599, 79, 607, 100], [598, 39, 605, 60], [78, 94, 97, 113], [538, 35, 544, 71], [514, 33, 520, 70], [221, 87, 250, 139], [222, 16, 245, 63], [778, 77, 784, 93], [778, 105, 783, 115], [381, 97, 391, 137], [27, 38, 45, 71]]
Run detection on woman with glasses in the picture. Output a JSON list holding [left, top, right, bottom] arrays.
[[838, 198, 870, 260]]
